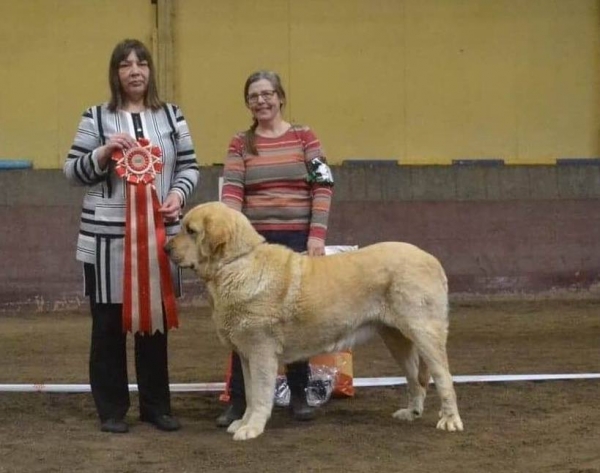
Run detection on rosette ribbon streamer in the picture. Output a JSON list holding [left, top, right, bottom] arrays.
[[112, 138, 178, 334]]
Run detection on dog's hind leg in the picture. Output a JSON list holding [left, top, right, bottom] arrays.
[[379, 327, 430, 422], [406, 320, 463, 432], [228, 348, 279, 441]]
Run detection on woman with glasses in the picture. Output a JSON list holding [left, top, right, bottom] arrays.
[[218, 70, 334, 427]]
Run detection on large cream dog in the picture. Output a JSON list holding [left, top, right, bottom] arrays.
[[166, 202, 463, 441]]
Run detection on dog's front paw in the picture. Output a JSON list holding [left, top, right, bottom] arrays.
[[392, 408, 422, 421], [227, 419, 244, 434], [232, 424, 264, 441], [436, 412, 464, 432]]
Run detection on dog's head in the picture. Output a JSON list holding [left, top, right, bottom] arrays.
[[166, 202, 264, 276]]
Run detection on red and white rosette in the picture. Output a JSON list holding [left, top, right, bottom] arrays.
[[112, 138, 178, 335]]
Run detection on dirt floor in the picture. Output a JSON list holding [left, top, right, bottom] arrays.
[[0, 299, 599, 473]]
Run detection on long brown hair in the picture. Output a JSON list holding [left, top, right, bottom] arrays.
[[107, 39, 163, 112], [243, 70, 287, 155]]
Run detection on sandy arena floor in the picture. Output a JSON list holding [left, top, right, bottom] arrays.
[[0, 299, 598, 473]]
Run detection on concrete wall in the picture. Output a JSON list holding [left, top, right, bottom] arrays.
[[2, 165, 599, 310]]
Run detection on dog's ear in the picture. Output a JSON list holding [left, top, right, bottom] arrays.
[[201, 214, 231, 257], [186, 219, 203, 242]]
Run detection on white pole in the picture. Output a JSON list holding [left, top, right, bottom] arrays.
[[0, 383, 225, 393], [353, 373, 600, 387], [1, 374, 599, 393]]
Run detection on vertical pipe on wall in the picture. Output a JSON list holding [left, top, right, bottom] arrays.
[[152, 0, 175, 103], [286, 0, 293, 122]]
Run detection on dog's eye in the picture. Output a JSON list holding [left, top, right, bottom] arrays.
[[186, 225, 197, 236]]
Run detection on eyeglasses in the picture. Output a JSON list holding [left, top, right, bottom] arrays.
[[246, 90, 277, 104]]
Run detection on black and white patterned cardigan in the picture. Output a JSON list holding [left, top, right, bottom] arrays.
[[64, 102, 200, 304]]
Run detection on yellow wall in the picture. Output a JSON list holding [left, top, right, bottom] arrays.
[[1, 0, 599, 168], [175, 0, 292, 165], [0, 0, 152, 169]]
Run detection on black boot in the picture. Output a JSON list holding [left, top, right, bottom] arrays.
[[286, 360, 315, 421], [216, 398, 246, 427], [100, 418, 129, 433], [289, 390, 315, 421]]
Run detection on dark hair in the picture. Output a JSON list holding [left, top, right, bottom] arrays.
[[243, 70, 287, 155], [107, 39, 163, 112]]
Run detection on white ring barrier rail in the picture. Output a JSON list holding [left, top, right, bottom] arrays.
[[1, 373, 599, 393]]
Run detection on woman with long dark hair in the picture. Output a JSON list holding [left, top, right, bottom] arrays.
[[64, 39, 200, 433]]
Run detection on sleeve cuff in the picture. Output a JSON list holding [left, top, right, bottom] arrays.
[[90, 149, 109, 177], [169, 189, 186, 207], [308, 235, 326, 246]]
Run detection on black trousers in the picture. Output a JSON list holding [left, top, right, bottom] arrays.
[[85, 264, 172, 422], [228, 230, 312, 402]]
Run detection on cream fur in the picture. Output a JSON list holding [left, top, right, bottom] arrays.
[[166, 202, 463, 441]]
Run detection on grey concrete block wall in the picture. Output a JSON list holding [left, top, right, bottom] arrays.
[[1, 164, 600, 310]]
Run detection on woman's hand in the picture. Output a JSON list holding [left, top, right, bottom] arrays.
[[158, 192, 183, 222], [307, 239, 326, 257], [96, 133, 139, 169]]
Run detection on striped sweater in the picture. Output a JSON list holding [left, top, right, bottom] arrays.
[[63, 102, 200, 303], [221, 125, 333, 242]]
